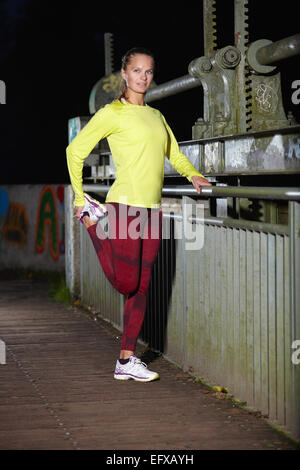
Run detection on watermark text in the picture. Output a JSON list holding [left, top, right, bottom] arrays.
[[94, 202, 205, 251], [291, 80, 300, 105], [291, 340, 300, 365]]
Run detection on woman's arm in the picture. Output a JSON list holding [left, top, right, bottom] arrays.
[[66, 104, 118, 206], [161, 114, 212, 191]]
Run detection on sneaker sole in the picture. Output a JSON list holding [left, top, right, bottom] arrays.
[[114, 373, 159, 382]]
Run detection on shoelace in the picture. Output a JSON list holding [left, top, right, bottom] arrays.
[[130, 357, 148, 369]]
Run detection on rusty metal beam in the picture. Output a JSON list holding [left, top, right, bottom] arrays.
[[256, 34, 300, 66], [145, 75, 202, 103]]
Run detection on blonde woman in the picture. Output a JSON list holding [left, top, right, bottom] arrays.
[[66, 47, 211, 382]]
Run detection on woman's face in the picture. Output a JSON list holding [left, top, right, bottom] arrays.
[[121, 54, 154, 96]]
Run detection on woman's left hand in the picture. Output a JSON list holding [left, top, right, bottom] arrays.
[[191, 175, 212, 194]]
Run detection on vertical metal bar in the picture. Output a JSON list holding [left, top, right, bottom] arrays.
[[253, 231, 262, 411], [159, 234, 164, 350], [227, 228, 234, 393], [239, 229, 247, 400], [289, 201, 300, 439], [268, 233, 277, 420], [215, 225, 221, 381], [284, 233, 291, 428], [204, 224, 211, 378], [104, 33, 114, 76], [234, 0, 250, 133], [276, 234, 286, 425], [220, 227, 228, 387], [182, 196, 191, 370], [198, 222, 206, 375], [233, 228, 240, 398], [260, 232, 269, 416], [209, 224, 216, 381], [203, 0, 217, 57], [64, 186, 80, 297], [246, 230, 254, 405], [195, 227, 201, 375]]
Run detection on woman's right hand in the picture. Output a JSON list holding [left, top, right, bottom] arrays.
[[74, 206, 84, 221]]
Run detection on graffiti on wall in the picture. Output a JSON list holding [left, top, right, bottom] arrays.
[[56, 185, 65, 255], [0, 189, 10, 253], [0, 185, 65, 264], [35, 185, 65, 261], [2, 202, 29, 247], [35, 185, 60, 260]]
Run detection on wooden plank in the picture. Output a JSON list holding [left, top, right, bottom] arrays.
[[0, 279, 297, 450]]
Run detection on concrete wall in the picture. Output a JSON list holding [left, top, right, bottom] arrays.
[[0, 185, 65, 272]]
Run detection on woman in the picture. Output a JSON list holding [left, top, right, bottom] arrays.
[[66, 47, 211, 382]]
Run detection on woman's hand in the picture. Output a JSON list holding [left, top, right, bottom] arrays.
[[74, 206, 84, 221], [191, 175, 212, 194]]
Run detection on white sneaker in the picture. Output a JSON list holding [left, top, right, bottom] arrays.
[[80, 193, 107, 223], [114, 355, 159, 382]]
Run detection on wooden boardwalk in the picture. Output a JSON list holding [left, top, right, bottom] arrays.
[[0, 279, 298, 451]]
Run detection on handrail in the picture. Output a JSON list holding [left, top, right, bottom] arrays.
[[162, 185, 300, 200], [83, 184, 300, 201]]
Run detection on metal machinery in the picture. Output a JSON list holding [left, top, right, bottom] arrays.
[[66, 0, 300, 439], [68, 0, 300, 226]]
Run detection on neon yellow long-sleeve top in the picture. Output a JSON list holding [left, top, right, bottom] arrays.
[[66, 99, 206, 208]]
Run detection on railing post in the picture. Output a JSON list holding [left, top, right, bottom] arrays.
[[64, 186, 81, 297]]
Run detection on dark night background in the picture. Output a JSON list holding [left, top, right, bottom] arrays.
[[0, 0, 299, 185]]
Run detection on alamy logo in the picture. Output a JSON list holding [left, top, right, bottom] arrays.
[[291, 80, 300, 105], [0, 80, 6, 104], [291, 340, 300, 365]]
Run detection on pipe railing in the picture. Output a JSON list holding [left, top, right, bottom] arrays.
[[83, 184, 300, 201]]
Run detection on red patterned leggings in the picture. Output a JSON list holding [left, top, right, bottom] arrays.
[[87, 203, 162, 352]]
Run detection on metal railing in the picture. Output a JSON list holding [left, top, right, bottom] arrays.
[[65, 183, 300, 440], [84, 183, 300, 201]]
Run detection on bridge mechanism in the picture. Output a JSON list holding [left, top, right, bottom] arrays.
[[68, 0, 300, 224]]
